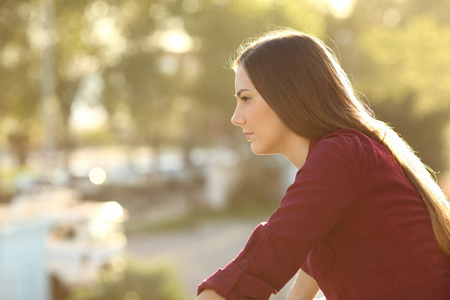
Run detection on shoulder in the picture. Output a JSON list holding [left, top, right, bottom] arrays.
[[312, 129, 375, 152], [304, 129, 395, 174], [312, 129, 392, 161]]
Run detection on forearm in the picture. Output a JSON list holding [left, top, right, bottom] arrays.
[[196, 289, 225, 300], [286, 269, 319, 300]]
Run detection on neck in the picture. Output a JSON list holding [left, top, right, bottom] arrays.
[[283, 136, 310, 169]]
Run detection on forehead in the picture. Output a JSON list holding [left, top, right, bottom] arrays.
[[235, 65, 255, 91]]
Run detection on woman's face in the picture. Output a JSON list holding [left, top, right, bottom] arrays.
[[232, 65, 306, 158]]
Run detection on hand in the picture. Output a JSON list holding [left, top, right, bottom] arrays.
[[196, 289, 226, 300]]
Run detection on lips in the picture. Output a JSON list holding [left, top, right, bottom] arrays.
[[243, 131, 254, 140]]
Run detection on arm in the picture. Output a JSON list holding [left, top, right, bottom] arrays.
[[198, 138, 359, 299], [286, 269, 319, 300]]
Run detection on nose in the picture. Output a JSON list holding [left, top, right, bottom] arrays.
[[231, 103, 245, 126]]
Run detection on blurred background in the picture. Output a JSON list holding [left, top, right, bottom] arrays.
[[0, 0, 449, 299]]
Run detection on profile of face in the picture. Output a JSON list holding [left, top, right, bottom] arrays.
[[232, 64, 308, 161]]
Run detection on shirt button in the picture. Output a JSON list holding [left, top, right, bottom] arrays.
[[239, 262, 247, 268]]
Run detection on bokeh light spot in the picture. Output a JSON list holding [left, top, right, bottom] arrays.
[[100, 201, 123, 221], [89, 167, 107, 185]]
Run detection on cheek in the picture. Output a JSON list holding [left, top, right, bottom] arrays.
[[249, 105, 267, 126]]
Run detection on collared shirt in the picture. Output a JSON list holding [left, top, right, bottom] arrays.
[[197, 129, 450, 299]]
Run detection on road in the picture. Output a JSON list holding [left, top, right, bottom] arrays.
[[126, 219, 295, 299]]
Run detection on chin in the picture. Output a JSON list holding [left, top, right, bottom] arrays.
[[250, 143, 271, 156]]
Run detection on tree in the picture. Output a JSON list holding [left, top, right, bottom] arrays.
[[1, 0, 107, 167], [321, 0, 450, 172], [0, 0, 41, 165], [180, 0, 326, 147]]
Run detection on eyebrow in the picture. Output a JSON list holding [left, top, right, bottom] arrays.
[[235, 89, 250, 98]]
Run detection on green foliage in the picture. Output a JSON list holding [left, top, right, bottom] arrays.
[[0, 165, 35, 202], [0, 1, 40, 121], [353, 13, 450, 172], [369, 97, 449, 172], [1, 0, 449, 172], [357, 14, 450, 114], [71, 257, 188, 300], [74, 128, 116, 146], [181, 0, 326, 145], [322, 0, 450, 173]]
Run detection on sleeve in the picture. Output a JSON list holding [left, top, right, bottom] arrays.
[[197, 137, 361, 299], [301, 259, 312, 277]]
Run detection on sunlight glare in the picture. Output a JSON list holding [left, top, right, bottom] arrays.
[[326, 0, 355, 18], [93, 17, 115, 41], [159, 29, 194, 53], [99, 201, 123, 221]]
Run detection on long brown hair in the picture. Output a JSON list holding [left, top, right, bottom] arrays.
[[232, 29, 450, 256]]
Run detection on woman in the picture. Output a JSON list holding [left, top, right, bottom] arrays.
[[196, 29, 450, 300]]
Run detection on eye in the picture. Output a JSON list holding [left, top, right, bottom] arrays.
[[240, 96, 250, 102]]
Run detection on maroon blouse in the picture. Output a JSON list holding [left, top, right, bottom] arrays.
[[197, 129, 450, 299]]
